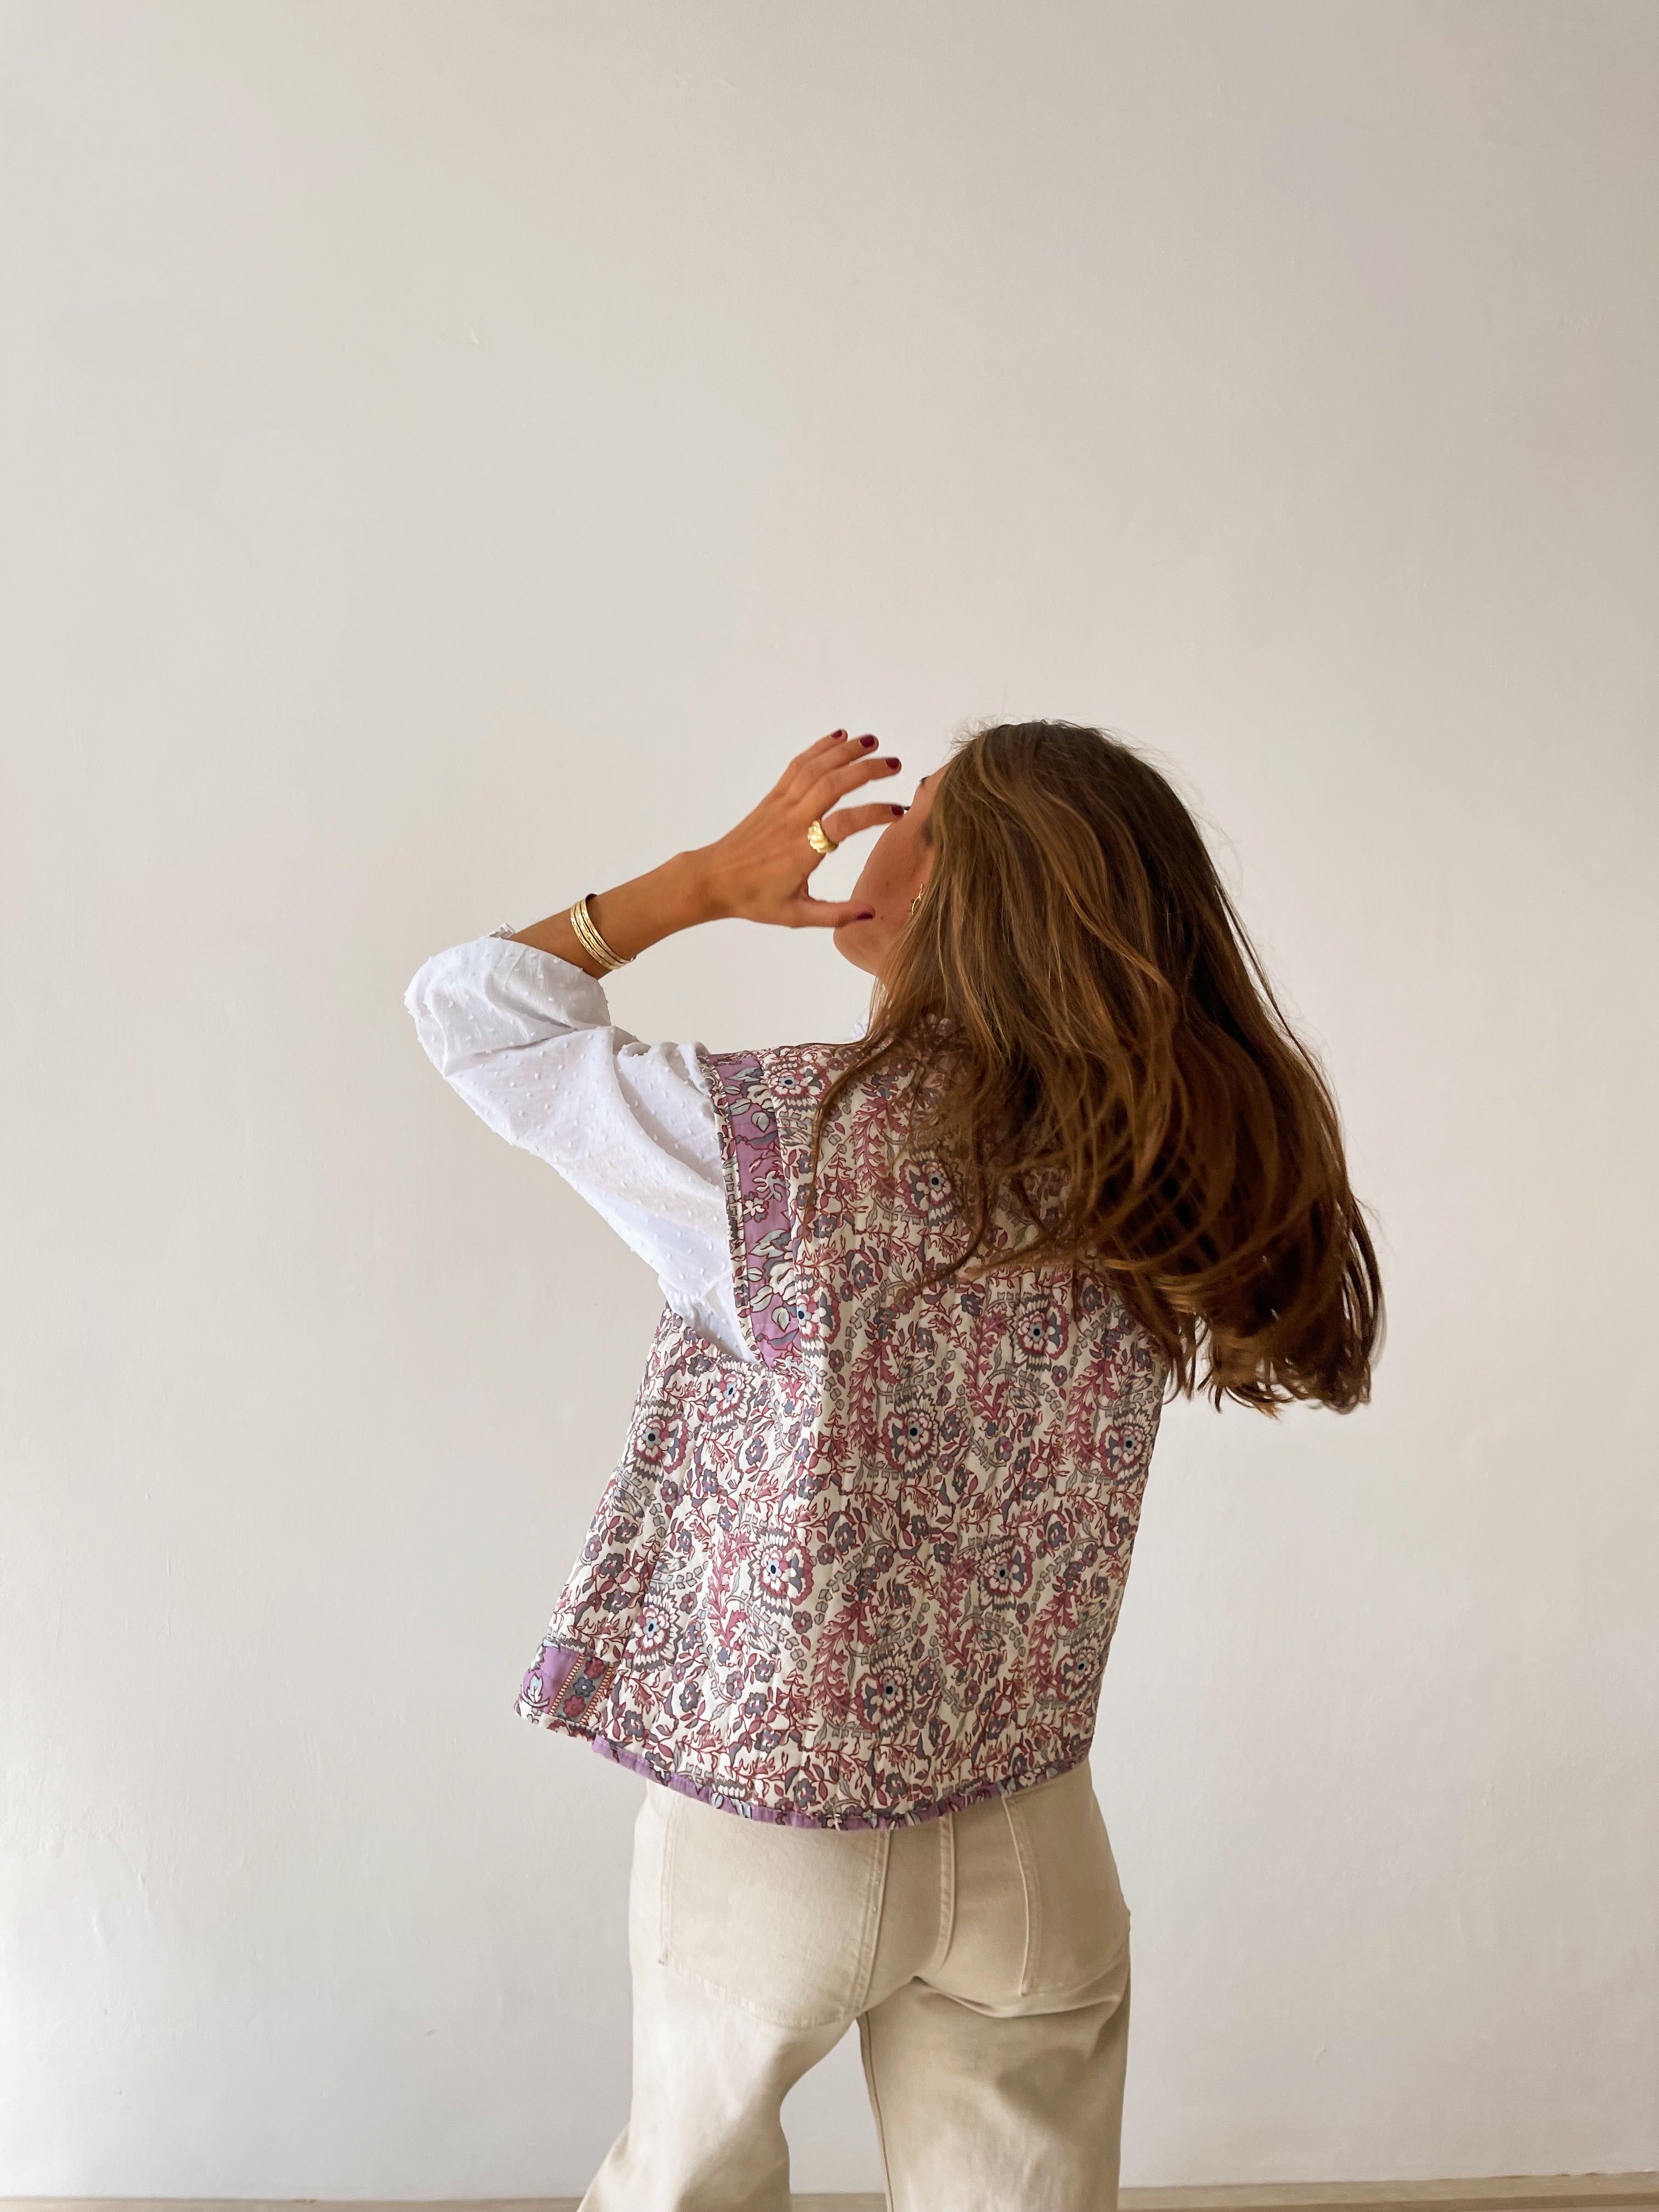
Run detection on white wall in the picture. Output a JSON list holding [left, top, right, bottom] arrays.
[[3, 0, 1655, 2194]]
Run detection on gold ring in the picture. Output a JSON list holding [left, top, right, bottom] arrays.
[[806, 817, 837, 857]]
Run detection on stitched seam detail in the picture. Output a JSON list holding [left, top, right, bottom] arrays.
[[858, 2011, 899, 2212], [928, 1812, 956, 1977], [851, 1829, 892, 2016], [656, 1793, 675, 1967], [1004, 1794, 1042, 1997]]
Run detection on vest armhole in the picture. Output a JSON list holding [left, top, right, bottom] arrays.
[[695, 1043, 783, 1369]]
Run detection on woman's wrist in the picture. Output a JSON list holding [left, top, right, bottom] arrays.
[[507, 850, 719, 977]]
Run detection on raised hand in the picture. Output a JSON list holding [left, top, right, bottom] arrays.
[[693, 730, 906, 930], [507, 730, 910, 977]]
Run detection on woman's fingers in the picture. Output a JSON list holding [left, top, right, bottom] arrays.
[[781, 729, 872, 798], [787, 721, 884, 783], [805, 749, 902, 815], [772, 735, 838, 806], [816, 800, 907, 845], [795, 730, 853, 777], [791, 892, 879, 929]]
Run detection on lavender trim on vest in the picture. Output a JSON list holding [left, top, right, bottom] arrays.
[[697, 1046, 802, 1368], [518, 1639, 616, 1728]]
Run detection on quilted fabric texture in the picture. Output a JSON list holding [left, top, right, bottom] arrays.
[[517, 1042, 1167, 1829]]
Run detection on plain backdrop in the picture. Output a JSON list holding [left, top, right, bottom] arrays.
[[3, 0, 1656, 2196]]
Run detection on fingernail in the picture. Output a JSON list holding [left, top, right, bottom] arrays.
[[856, 909, 876, 921], [859, 734, 878, 749], [885, 755, 901, 768], [831, 729, 848, 740], [891, 804, 906, 816]]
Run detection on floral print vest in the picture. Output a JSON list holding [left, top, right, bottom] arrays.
[[517, 1041, 1167, 1829]]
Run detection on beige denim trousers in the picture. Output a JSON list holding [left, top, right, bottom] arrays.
[[580, 1759, 1132, 2212]]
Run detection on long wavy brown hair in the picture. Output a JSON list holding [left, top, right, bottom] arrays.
[[808, 720, 1383, 1413]]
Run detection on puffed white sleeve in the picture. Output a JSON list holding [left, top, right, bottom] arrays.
[[404, 933, 753, 1365]]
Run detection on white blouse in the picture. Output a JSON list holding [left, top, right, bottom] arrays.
[[405, 933, 755, 1365]]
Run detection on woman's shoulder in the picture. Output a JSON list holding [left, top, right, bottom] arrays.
[[697, 1039, 925, 1155], [700, 1036, 867, 1090], [747, 1037, 932, 1105]]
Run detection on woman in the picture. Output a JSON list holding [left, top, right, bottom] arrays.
[[407, 721, 1381, 2212]]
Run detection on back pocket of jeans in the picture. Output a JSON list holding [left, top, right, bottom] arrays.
[[658, 1789, 885, 2028], [1005, 1765, 1130, 2000]]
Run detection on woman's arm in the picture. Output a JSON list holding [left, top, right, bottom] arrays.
[[405, 932, 749, 1360]]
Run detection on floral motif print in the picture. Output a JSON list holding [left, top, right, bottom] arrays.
[[755, 1534, 814, 1608], [516, 1042, 1168, 1829], [901, 1156, 957, 1220]]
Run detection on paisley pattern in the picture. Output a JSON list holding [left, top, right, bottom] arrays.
[[517, 1042, 1167, 1829]]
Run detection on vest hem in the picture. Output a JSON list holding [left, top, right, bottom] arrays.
[[515, 1684, 1093, 1832]]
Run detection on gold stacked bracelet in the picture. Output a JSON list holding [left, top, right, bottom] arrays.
[[569, 894, 632, 973]]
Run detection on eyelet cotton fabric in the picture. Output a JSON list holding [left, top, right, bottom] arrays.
[[404, 933, 754, 1365]]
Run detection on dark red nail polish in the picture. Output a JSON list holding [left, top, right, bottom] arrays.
[[885, 755, 901, 768], [856, 909, 876, 921], [859, 734, 878, 748], [831, 728, 847, 740], [891, 804, 905, 816]]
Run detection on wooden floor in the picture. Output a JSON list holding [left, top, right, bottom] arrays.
[[14, 2179, 1656, 2212]]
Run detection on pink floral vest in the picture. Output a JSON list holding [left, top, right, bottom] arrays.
[[516, 1041, 1167, 1829]]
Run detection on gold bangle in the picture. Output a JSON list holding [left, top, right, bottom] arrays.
[[569, 894, 631, 973]]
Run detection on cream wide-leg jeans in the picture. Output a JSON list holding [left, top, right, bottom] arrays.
[[579, 1759, 1132, 2212]]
